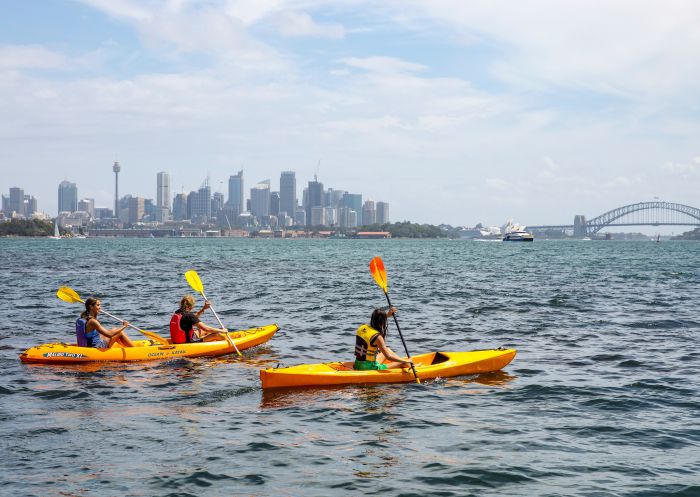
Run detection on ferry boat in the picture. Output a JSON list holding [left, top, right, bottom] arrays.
[[501, 220, 534, 242], [503, 230, 534, 242]]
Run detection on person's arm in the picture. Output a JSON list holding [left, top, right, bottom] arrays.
[[374, 335, 412, 365], [195, 321, 228, 336], [90, 318, 129, 338]]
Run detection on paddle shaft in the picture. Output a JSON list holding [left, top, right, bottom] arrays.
[[382, 292, 420, 383], [200, 290, 241, 356], [98, 309, 169, 345]]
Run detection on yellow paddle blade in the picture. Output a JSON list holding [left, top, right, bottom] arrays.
[[185, 270, 204, 294], [138, 329, 171, 346], [56, 286, 83, 304], [369, 256, 388, 293]]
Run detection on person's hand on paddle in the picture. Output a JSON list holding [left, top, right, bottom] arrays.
[[121, 320, 130, 329], [387, 307, 397, 317]]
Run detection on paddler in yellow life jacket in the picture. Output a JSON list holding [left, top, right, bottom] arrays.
[[354, 307, 414, 370]]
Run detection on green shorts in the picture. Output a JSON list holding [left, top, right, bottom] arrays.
[[354, 360, 388, 371]]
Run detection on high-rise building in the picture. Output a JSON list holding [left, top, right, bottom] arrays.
[[58, 181, 78, 213], [128, 197, 145, 224], [280, 171, 296, 217], [342, 193, 363, 226], [270, 192, 280, 216], [78, 198, 95, 217], [250, 181, 271, 218], [228, 171, 244, 214], [311, 206, 325, 226], [9, 187, 24, 216], [376, 202, 390, 224], [173, 193, 188, 221], [362, 200, 376, 226], [24, 195, 37, 217], [190, 179, 212, 222], [157, 172, 171, 215], [339, 207, 358, 228], [113, 161, 120, 217], [306, 178, 323, 226]]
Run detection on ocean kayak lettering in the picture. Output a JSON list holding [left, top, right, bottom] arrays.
[[147, 349, 187, 358], [42, 352, 88, 359]]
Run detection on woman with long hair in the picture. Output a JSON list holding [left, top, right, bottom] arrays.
[[354, 307, 413, 370], [80, 298, 134, 348]]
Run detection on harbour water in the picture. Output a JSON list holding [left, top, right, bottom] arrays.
[[1, 238, 698, 496]]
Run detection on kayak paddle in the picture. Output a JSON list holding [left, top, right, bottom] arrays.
[[369, 256, 420, 383], [56, 286, 170, 346], [184, 270, 242, 356]]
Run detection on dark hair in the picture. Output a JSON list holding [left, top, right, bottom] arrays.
[[81, 297, 98, 319], [370, 308, 389, 337]]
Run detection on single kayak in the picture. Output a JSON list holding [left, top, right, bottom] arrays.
[[19, 324, 279, 364], [260, 348, 516, 389]]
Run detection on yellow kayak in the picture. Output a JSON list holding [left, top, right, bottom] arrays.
[[19, 324, 279, 364], [260, 348, 516, 389]]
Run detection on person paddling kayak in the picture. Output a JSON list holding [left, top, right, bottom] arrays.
[[354, 307, 414, 370], [77, 298, 134, 348], [170, 295, 227, 344]]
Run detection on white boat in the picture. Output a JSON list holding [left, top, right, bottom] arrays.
[[501, 220, 534, 242], [503, 230, 534, 242], [48, 221, 61, 239]]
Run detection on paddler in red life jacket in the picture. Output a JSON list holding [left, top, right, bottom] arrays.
[[354, 307, 414, 370], [170, 295, 227, 344]]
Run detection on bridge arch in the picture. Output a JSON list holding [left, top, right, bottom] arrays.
[[586, 201, 700, 235]]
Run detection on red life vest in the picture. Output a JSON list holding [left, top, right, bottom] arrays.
[[170, 312, 188, 344]]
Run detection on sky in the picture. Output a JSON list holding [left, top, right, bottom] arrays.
[[1, 0, 699, 227]]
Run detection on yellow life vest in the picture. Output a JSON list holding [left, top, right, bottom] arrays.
[[355, 324, 381, 361]]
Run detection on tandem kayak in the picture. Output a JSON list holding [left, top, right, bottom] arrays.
[[19, 324, 279, 364], [260, 348, 516, 389]]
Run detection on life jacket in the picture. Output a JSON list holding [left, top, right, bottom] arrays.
[[76, 317, 88, 347], [355, 324, 381, 361], [170, 311, 192, 344], [83, 317, 106, 348]]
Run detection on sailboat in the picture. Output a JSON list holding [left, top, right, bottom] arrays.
[[49, 221, 61, 239]]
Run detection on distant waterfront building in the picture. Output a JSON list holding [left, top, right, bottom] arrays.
[[251, 181, 271, 219], [270, 192, 280, 217], [9, 187, 24, 216], [338, 207, 358, 228], [25, 195, 37, 217], [212, 191, 225, 216], [280, 171, 296, 219], [311, 206, 325, 226], [228, 171, 244, 214], [157, 172, 171, 220], [173, 193, 188, 221], [78, 198, 95, 217], [324, 207, 337, 226], [128, 196, 145, 224], [190, 179, 212, 222], [294, 208, 306, 226], [94, 207, 113, 220], [342, 193, 363, 226], [58, 181, 78, 213], [376, 202, 390, 224], [306, 178, 324, 226], [362, 200, 376, 226]]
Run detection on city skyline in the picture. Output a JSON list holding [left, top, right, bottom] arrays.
[[1, 3, 698, 226]]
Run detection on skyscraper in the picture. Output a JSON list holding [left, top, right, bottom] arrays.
[[250, 181, 271, 219], [270, 192, 280, 217], [173, 193, 188, 221], [113, 161, 120, 218], [376, 202, 390, 224], [9, 187, 24, 216], [279, 171, 296, 217], [58, 181, 78, 213], [157, 171, 171, 211], [306, 178, 323, 226], [362, 200, 376, 226], [342, 193, 363, 226], [228, 171, 244, 214]]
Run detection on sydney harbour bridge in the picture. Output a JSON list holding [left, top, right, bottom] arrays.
[[527, 201, 700, 237]]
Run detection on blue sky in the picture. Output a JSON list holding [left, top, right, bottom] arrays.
[[2, 0, 699, 227]]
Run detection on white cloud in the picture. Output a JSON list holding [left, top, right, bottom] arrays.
[[275, 12, 345, 38], [0, 45, 68, 70], [339, 56, 426, 74]]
